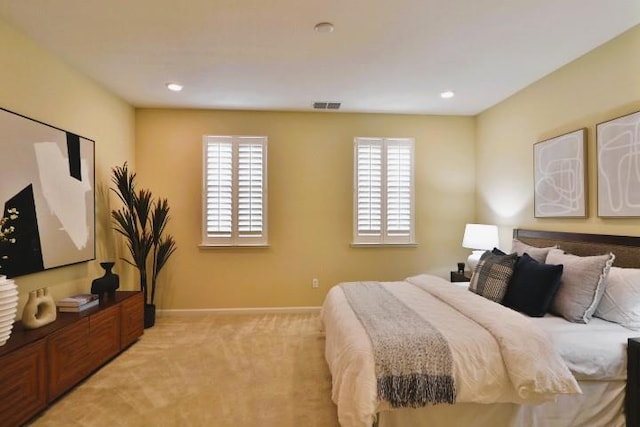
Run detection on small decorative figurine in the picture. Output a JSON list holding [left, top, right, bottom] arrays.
[[22, 287, 57, 329], [91, 262, 120, 300]]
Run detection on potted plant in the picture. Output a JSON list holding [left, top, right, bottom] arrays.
[[110, 162, 177, 328]]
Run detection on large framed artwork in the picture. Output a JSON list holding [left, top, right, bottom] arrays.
[[597, 110, 640, 217], [0, 107, 95, 278], [533, 128, 587, 218]]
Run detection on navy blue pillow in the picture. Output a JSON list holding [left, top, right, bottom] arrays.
[[502, 253, 564, 317]]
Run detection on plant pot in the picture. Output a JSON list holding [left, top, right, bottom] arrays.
[[144, 303, 156, 329]]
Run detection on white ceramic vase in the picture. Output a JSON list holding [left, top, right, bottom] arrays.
[[0, 275, 18, 346]]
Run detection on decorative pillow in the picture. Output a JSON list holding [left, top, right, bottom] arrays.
[[502, 253, 564, 317], [511, 239, 556, 263], [546, 248, 615, 323], [491, 247, 506, 256], [594, 267, 640, 330], [469, 251, 518, 303]]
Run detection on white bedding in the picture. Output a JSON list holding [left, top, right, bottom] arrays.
[[321, 274, 582, 427], [449, 280, 637, 381], [378, 381, 626, 427], [535, 315, 635, 381]]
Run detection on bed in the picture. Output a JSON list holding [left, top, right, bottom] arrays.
[[321, 229, 640, 427]]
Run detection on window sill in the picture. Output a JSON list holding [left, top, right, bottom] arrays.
[[350, 243, 417, 248], [198, 243, 270, 249]]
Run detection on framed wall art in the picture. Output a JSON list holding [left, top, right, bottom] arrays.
[[533, 128, 587, 218], [0, 107, 95, 278], [597, 110, 640, 217]]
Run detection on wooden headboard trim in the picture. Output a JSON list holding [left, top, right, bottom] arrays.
[[513, 229, 640, 268], [514, 229, 640, 248]]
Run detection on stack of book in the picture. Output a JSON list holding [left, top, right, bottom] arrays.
[[57, 293, 99, 312]]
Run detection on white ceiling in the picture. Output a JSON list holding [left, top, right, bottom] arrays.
[[1, 0, 639, 115]]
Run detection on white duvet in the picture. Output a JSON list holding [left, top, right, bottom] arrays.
[[536, 315, 635, 381], [321, 274, 581, 427]]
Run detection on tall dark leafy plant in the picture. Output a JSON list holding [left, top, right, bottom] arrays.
[[110, 163, 177, 307]]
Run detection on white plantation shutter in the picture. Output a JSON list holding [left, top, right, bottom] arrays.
[[386, 139, 413, 238], [203, 136, 268, 246], [205, 140, 233, 237], [356, 139, 382, 238], [238, 139, 265, 236], [353, 137, 414, 245]]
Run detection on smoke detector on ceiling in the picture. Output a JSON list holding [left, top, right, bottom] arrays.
[[314, 22, 334, 33], [313, 101, 341, 110]]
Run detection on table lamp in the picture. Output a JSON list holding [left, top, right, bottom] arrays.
[[462, 223, 499, 271]]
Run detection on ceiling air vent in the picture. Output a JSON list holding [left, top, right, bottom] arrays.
[[313, 101, 341, 110]]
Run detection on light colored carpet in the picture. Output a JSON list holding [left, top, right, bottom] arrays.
[[30, 313, 340, 427]]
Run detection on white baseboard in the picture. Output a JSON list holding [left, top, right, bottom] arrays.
[[157, 306, 321, 316]]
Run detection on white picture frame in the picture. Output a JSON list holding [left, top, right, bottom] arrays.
[[533, 128, 587, 218], [597, 110, 640, 217]]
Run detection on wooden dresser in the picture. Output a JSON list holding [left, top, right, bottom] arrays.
[[0, 291, 143, 427]]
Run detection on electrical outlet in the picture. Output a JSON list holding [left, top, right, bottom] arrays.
[[312, 278, 319, 288]]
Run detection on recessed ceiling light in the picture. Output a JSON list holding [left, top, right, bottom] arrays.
[[440, 90, 455, 99], [314, 22, 334, 33], [166, 82, 183, 92]]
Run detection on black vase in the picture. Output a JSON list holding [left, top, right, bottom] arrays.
[[144, 303, 156, 328], [91, 262, 120, 301]]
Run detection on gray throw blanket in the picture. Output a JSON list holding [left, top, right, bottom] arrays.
[[341, 282, 456, 408]]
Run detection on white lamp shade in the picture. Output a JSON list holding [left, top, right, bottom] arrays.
[[462, 224, 499, 250]]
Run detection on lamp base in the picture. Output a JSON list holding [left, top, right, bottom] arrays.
[[467, 250, 487, 272]]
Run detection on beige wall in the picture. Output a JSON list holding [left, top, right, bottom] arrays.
[[0, 19, 136, 314], [135, 109, 475, 309], [476, 24, 640, 248]]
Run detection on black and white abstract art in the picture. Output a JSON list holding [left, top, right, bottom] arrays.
[[597, 110, 640, 217], [0, 107, 95, 278], [533, 128, 587, 218]]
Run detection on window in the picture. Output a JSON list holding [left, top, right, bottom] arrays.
[[353, 137, 415, 245], [202, 135, 268, 246]]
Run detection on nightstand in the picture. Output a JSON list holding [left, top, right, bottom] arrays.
[[450, 271, 472, 282]]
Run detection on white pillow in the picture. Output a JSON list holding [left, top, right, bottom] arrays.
[[546, 248, 614, 323], [511, 239, 556, 263], [595, 267, 640, 330]]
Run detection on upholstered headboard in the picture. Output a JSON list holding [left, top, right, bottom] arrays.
[[513, 229, 640, 268]]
